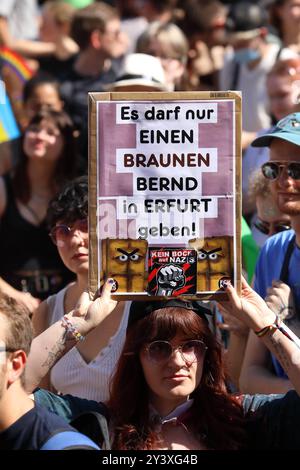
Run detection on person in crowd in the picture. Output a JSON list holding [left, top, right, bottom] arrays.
[[36, 1, 79, 81], [0, 0, 39, 45], [0, 0, 78, 61], [242, 57, 300, 219], [0, 73, 66, 175], [240, 111, 300, 394], [135, 0, 180, 25], [22, 73, 65, 129], [24, 276, 300, 450], [178, 0, 227, 90], [248, 169, 291, 248], [117, 0, 149, 54], [58, 2, 128, 161], [0, 293, 100, 450], [32, 177, 131, 401], [118, 0, 182, 55], [220, 1, 296, 148], [136, 21, 188, 91], [0, 109, 79, 313], [269, 0, 300, 53], [108, 52, 168, 91]]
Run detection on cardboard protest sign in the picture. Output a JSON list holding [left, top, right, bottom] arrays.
[[89, 91, 241, 300]]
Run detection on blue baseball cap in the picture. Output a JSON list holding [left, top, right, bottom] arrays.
[[251, 113, 300, 147]]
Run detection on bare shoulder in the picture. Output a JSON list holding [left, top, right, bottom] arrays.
[[32, 300, 50, 337]]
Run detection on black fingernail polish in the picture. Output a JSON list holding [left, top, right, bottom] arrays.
[[110, 279, 118, 292]]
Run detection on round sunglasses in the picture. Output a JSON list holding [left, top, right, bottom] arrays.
[[261, 161, 300, 181], [144, 339, 208, 364], [49, 219, 88, 245]]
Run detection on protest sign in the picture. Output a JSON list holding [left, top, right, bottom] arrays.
[[89, 91, 241, 300]]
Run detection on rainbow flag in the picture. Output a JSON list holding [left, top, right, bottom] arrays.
[[0, 47, 33, 83], [0, 47, 34, 142], [0, 93, 20, 143]]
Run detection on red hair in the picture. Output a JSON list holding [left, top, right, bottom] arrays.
[[107, 307, 247, 449]]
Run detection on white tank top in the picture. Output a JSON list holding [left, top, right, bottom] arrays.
[[46, 286, 130, 402]]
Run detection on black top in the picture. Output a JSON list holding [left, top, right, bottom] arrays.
[[0, 174, 74, 299], [58, 63, 117, 161], [0, 404, 77, 450], [38, 54, 77, 82]]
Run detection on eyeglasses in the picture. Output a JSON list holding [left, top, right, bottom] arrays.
[[49, 219, 88, 245], [254, 217, 291, 235], [144, 339, 207, 364], [261, 161, 300, 180]]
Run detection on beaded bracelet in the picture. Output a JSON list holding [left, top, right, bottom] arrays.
[[61, 315, 85, 342], [255, 315, 290, 338]]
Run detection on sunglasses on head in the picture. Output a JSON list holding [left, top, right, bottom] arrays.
[[144, 339, 207, 364], [261, 161, 300, 180], [49, 219, 88, 245], [254, 218, 291, 235]]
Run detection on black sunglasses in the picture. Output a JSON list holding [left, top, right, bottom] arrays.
[[261, 161, 300, 180], [254, 218, 291, 235]]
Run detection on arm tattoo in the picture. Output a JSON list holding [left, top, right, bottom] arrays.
[[268, 331, 292, 372], [41, 330, 72, 370]]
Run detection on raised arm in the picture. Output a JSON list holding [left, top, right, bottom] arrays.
[[218, 278, 300, 395], [24, 280, 117, 393]]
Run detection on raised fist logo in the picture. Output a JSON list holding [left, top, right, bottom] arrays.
[[156, 265, 185, 296]]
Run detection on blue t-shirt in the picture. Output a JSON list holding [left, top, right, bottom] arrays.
[[254, 229, 300, 377], [0, 403, 93, 450]]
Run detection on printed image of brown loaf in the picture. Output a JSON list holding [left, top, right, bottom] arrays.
[[101, 238, 148, 293], [189, 236, 233, 292]]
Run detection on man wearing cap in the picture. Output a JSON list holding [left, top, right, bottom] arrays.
[[220, 1, 295, 138], [241, 112, 300, 390]]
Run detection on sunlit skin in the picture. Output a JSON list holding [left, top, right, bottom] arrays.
[[39, 7, 60, 43], [139, 334, 205, 417], [24, 84, 64, 122], [54, 220, 89, 279], [267, 75, 298, 121], [278, 0, 300, 32], [23, 120, 64, 162], [256, 194, 291, 236], [101, 19, 128, 59], [145, 39, 184, 90], [269, 139, 300, 217]]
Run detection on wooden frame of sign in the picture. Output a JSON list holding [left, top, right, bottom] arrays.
[[89, 91, 241, 300]]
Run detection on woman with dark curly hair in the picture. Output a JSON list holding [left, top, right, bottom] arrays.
[[32, 176, 131, 402]]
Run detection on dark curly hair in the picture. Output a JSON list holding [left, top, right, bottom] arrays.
[[46, 176, 88, 228]]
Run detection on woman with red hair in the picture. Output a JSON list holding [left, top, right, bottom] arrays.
[[107, 300, 246, 450], [26, 278, 300, 450]]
